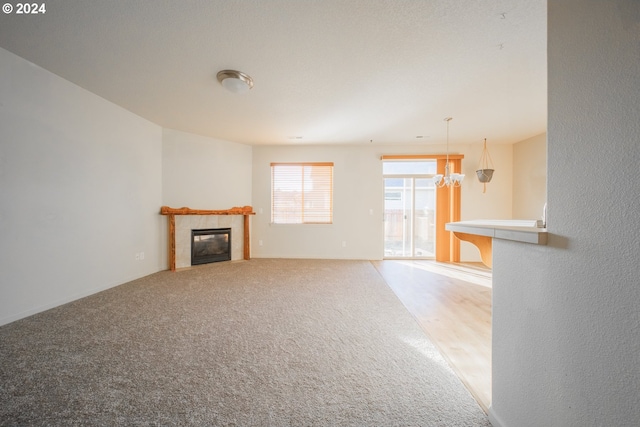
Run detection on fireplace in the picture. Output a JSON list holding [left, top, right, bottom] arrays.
[[191, 228, 231, 265]]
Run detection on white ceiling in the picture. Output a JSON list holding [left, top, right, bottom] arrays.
[[0, 0, 546, 146]]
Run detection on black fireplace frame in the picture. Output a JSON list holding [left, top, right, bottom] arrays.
[[191, 228, 231, 265]]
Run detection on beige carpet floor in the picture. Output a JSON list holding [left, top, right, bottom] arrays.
[[0, 259, 490, 426]]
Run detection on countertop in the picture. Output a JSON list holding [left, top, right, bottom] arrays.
[[445, 220, 548, 245]]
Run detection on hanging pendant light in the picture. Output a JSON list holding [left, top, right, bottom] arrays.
[[433, 117, 465, 188], [476, 138, 495, 193]]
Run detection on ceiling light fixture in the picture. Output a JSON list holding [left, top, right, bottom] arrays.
[[216, 70, 254, 94], [433, 117, 465, 188]]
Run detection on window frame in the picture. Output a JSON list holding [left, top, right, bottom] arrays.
[[270, 162, 334, 224]]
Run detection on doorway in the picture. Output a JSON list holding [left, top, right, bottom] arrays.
[[383, 161, 437, 258], [382, 156, 463, 261]]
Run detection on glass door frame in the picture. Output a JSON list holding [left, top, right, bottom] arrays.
[[381, 155, 464, 262], [383, 175, 436, 259]]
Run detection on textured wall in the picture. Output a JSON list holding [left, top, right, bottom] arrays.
[[251, 144, 384, 260], [490, 1, 640, 426], [0, 48, 164, 325], [512, 133, 547, 220], [161, 129, 252, 209]]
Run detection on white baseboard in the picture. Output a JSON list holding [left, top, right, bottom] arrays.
[[488, 405, 505, 427], [0, 271, 155, 327]]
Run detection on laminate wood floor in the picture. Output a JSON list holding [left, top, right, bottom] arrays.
[[372, 260, 492, 413]]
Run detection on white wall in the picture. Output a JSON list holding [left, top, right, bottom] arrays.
[[512, 133, 547, 219], [251, 144, 384, 260], [490, 1, 640, 426], [162, 129, 252, 208], [251, 143, 513, 261], [459, 141, 513, 261], [0, 47, 164, 326]]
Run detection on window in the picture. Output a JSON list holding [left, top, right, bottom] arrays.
[[271, 162, 333, 224]]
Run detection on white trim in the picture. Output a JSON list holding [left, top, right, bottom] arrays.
[[0, 273, 149, 327], [488, 405, 505, 427]]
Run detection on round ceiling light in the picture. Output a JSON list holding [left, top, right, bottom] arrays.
[[216, 70, 254, 94]]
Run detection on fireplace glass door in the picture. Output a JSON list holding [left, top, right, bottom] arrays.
[[191, 228, 231, 265]]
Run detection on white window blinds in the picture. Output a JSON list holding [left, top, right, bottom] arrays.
[[271, 162, 333, 224]]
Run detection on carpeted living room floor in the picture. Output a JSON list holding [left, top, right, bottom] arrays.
[[0, 259, 490, 426]]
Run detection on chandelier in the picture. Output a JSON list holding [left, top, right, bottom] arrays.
[[433, 117, 465, 187]]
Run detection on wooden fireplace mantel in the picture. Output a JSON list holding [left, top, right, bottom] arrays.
[[160, 206, 256, 271]]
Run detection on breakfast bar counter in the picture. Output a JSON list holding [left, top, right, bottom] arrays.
[[445, 220, 548, 268]]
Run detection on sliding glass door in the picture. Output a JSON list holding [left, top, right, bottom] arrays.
[[383, 161, 437, 258]]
